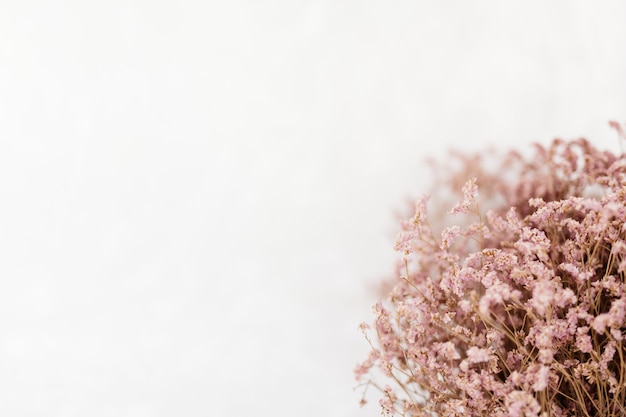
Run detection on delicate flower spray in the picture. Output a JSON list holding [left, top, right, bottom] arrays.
[[356, 124, 626, 417]]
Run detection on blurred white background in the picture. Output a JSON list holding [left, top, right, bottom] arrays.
[[0, 1, 625, 416]]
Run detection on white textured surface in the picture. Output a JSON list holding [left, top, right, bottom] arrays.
[[0, 1, 625, 416]]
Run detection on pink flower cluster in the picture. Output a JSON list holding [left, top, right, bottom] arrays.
[[356, 133, 626, 416]]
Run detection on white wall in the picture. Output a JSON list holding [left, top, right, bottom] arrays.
[[0, 1, 625, 416]]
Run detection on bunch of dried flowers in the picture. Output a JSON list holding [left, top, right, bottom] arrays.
[[356, 127, 626, 417]]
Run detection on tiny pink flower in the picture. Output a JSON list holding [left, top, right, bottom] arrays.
[[505, 390, 541, 417], [531, 365, 551, 392], [450, 178, 478, 215], [466, 346, 492, 364], [440, 225, 461, 249], [575, 327, 593, 353]]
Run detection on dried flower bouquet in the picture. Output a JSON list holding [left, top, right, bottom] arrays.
[[356, 127, 626, 417]]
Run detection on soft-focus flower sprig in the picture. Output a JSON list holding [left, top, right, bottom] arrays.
[[356, 124, 626, 417]]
